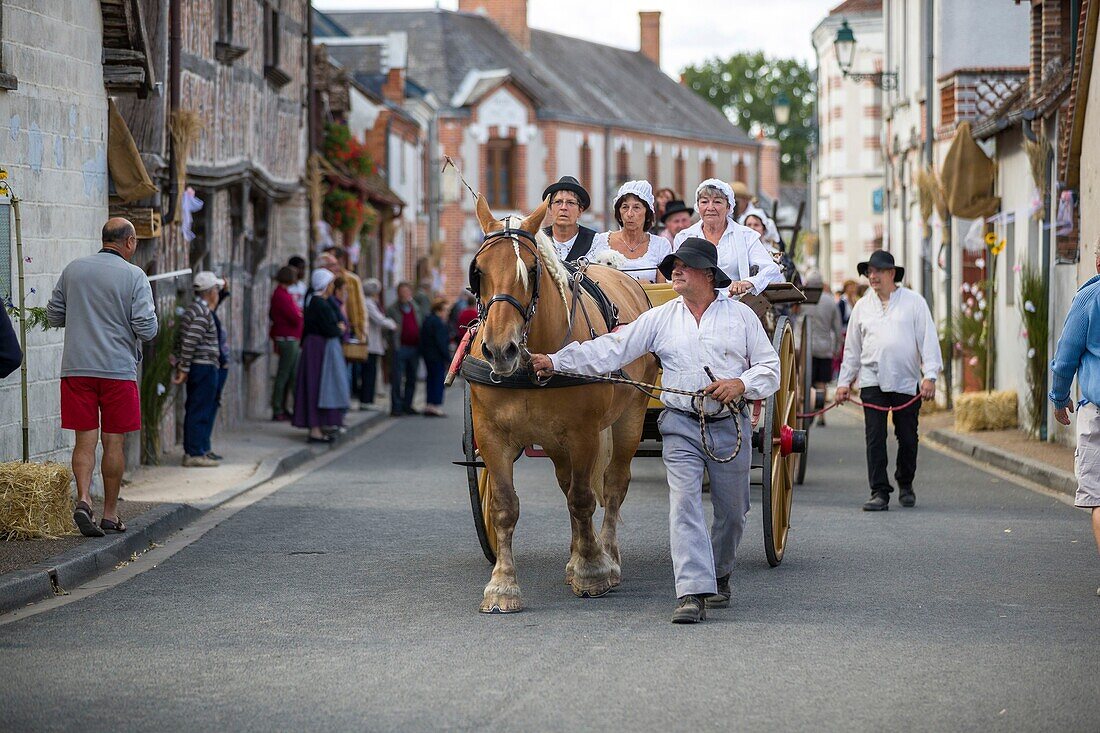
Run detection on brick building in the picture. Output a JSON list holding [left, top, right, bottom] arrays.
[[315, 1, 777, 299]]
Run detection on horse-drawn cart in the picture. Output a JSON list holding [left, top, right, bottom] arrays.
[[458, 280, 821, 568]]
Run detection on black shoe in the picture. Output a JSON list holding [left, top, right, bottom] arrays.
[[899, 487, 916, 508], [862, 494, 889, 511], [671, 594, 707, 624], [390, 410, 404, 417], [706, 574, 731, 609], [307, 435, 334, 444], [404, 408, 421, 416], [205, 451, 223, 461]]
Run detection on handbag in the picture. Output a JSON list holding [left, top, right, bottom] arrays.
[[342, 340, 369, 363]]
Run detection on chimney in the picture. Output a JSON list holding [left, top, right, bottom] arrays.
[[639, 11, 661, 67], [459, 0, 530, 51], [381, 32, 407, 104]]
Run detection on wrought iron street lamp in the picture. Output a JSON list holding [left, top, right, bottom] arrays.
[[833, 20, 898, 91]]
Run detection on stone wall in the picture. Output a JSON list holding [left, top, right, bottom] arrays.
[[0, 0, 109, 463]]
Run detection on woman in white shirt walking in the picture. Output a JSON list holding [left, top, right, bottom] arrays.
[[673, 179, 782, 295], [836, 250, 942, 511], [589, 180, 671, 283]]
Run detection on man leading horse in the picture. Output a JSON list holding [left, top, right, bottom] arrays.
[[531, 239, 781, 623]]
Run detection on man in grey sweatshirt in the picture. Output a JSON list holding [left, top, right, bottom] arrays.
[[46, 218, 158, 537]]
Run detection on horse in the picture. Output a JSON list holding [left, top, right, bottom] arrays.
[[466, 194, 658, 613]]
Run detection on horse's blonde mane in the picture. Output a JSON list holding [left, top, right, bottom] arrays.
[[503, 216, 569, 308]]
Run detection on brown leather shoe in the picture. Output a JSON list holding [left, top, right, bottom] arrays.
[[671, 594, 707, 624]]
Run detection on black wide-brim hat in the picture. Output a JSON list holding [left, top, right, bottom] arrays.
[[658, 237, 732, 288], [542, 176, 590, 210], [857, 249, 904, 282], [660, 199, 694, 224]]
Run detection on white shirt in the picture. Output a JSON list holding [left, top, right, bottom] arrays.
[[589, 232, 673, 283], [837, 287, 943, 395], [550, 292, 780, 415], [288, 280, 307, 310], [673, 219, 783, 294], [550, 231, 579, 261]]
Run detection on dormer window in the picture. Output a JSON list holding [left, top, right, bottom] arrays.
[[214, 0, 247, 65]]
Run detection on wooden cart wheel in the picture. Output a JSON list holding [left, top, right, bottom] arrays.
[[760, 316, 797, 567], [464, 382, 497, 564], [795, 315, 813, 485]]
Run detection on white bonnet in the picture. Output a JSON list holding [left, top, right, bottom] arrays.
[[738, 206, 781, 243], [311, 268, 335, 294], [613, 180, 655, 212], [695, 178, 736, 207]]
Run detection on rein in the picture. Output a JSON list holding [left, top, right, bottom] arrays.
[[797, 393, 923, 419]]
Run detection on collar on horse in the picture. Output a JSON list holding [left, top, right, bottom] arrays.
[[469, 225, 543, 350]]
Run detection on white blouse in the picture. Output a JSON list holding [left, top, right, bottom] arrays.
[[588, 231, 673, 283]]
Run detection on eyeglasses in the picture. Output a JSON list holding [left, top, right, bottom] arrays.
[[550, 200, 580, 209]]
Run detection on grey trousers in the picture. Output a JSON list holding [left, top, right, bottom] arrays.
[[659, 409, 752, 598]]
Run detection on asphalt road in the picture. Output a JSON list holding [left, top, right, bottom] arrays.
[[2, 403, 1098, 732]]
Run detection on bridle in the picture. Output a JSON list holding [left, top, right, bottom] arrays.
[[468, 225, 543, 350]]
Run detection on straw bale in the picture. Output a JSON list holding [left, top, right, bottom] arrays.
[[954, 390, 1019, 432], [0, 461, 76, 540]]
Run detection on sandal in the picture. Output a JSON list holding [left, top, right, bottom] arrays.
[[74, 501, 105, 537], [100, 515, 126, 533]]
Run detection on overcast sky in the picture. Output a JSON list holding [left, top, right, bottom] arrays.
[[313, 0, 841, 74]]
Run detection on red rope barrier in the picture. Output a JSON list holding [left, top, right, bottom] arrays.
[[797, 393, 924, 419]]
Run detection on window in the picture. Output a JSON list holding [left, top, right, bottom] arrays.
[[734, 158, 747, 184], [262, 1, 289, 87], [579, 139, 591, 190], [647, 149, 658, 186], [701, 157, 715, 181], [674, 151, 685, 198], [214, 0, 246, 64], [485, 138, 515, 209], [616, 145, 629, 186], [0, 1, 17, 91]]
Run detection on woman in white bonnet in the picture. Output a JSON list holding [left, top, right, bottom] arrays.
[[673, 178, 782, 295], [739, 206, 798, 284], [588, 180, 672, 283]]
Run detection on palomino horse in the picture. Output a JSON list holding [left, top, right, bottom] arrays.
[[467, 195, 658, 613]]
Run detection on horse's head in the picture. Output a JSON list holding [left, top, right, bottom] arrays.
[[470, 194, 549, 377]]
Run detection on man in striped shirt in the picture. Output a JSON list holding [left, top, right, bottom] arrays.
[[173, 271, 224, 467]]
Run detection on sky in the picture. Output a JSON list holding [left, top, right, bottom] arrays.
[[313, 0, 841, 75]]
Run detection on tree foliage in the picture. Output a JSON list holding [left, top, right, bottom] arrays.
[[681, 52, 815, 183]]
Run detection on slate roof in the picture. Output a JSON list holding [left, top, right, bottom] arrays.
[[829, 0, 882, 15], [317, 9, 754, 146]]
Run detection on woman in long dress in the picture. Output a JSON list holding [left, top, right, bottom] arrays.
[[292, 269, 349, 443], [589, 180, 671, 283]]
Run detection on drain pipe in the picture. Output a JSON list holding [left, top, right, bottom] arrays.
[[163, 0, 181, 226]]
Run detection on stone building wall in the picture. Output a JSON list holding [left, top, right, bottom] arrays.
[[0, 0, 109, 463]]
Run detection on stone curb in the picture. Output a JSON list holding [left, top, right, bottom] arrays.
[[0, 411, 386, 616], [925, 429, 1077, 497]]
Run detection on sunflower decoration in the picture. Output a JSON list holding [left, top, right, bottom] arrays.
[[985, 230, 1007, 256]]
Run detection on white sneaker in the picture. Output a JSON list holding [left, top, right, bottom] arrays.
[[182, 454, 220, 467]]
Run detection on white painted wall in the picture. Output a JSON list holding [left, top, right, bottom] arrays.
[[812, 10, 884, 290], [0, 0, 108, 463]]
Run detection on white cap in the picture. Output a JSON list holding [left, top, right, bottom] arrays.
[[311, 268, 335, 294], [695, 178, 736, 207], [738, 206, 781, 243], [613, 180, 655, 212], [193, 271, 225, 292]]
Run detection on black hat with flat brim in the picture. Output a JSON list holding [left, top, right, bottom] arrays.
[[857, 249, 904, 282], [542, 176, 590, 210], [660, 199, 694, 224], [658, 237, 732, 288]]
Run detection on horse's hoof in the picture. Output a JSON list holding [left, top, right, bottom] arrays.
[[479, 602, 523, 614], [481, 583, 523, 614], [609, 570, 622, 588], [572, 579, 613, 598], [564, 567, 574, 585]]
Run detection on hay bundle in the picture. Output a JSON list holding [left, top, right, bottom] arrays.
[[1024, 132, 1048, 217], [954, 390, 1019, 432], [0, 461, 76, 540], [168, 109, 205, 217]]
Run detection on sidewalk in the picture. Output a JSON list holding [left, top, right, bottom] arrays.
[[0, 406, 389, 614], [919, 409, 1077, 497]]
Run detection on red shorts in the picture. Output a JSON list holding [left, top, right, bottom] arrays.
[[60, 377, 141, 434]]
